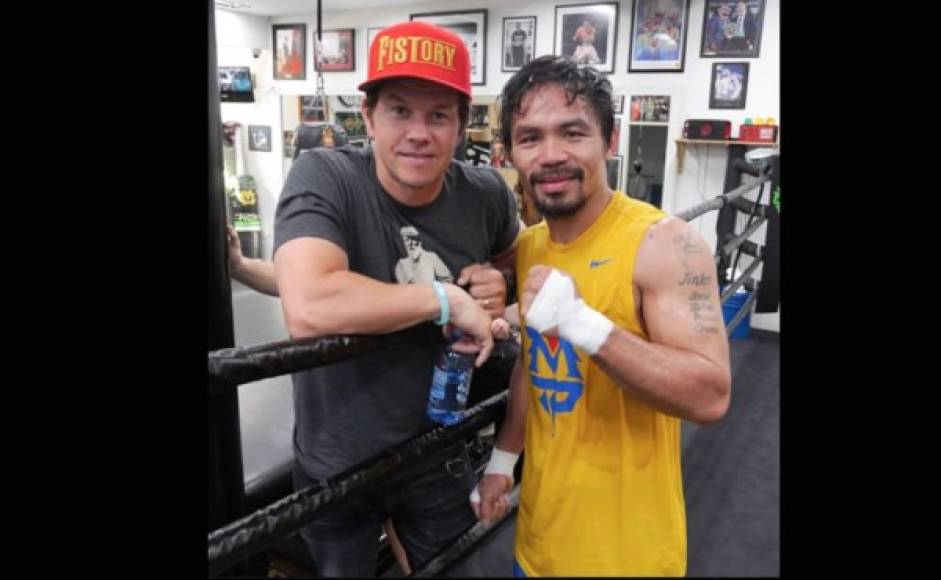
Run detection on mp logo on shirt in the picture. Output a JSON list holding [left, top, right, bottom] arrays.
[[525, 326, 584, 427]]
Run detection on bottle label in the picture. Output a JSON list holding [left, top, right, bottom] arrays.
[[428, 359, 472, 428]]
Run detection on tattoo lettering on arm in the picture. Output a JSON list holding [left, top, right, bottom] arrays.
[[675, 232, 720, 334], [689, 291, 719, 334], [674, 232, 704, 271], [679, 272, 711, 286]]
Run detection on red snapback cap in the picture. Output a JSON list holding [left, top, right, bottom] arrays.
[[358, 21, 471, 98]]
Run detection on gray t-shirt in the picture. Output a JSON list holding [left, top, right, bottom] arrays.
[[274, 146, 519, 479]]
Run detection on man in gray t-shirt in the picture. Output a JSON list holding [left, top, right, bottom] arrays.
[[273, 21, 519, 577]]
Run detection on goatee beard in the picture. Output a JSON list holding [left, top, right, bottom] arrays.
[[528, 166, 587, 218], [533, 193, 587, 218]]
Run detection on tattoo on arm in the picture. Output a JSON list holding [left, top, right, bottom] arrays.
[[675, 233, 719, 334], [688, 291, 719, 334], [673, 232, 704, 271]]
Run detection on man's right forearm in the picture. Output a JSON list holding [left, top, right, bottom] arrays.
[[232, 258, 279, 296], [275, 237, 493, 365], [280, 269, 442, 338], [494, 358, 527, 454]]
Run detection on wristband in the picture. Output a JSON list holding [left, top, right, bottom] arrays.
[[431, 281, 449, 326], [470, 448, 519, 506]]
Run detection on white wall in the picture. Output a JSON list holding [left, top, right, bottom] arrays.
[[220, 0, 780, 329]]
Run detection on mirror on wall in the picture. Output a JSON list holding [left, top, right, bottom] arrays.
[[625, 125, 667, 209], [280, 94, 370, 178], [280, 94, 508, 172], [624, 95, 671, 209]]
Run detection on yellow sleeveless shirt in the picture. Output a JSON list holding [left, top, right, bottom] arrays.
[[514, 193, 686, 576]]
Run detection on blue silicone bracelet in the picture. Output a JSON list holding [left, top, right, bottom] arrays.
[[431, 281, 449, 326]]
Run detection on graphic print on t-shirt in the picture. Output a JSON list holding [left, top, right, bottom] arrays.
[[393, 225, 453, 284], [525, 327, 584, 430]]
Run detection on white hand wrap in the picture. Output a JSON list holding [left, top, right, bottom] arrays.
[[557, 298, 615, 356], [484, 448, 519, 478], [525, 268, 614, 355], [525, 269, 575, 332], [469, 448, 519, 505]]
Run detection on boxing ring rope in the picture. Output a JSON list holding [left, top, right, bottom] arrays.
[[675, 160, 772, 335], [208, 329, 422, 386], [675, 167, 772, 223], [719, 255, 762, 304], [208, 390, 509, 576], [725, 289, 759, 336], [721, 216, 766, 258], [410, 484, 522, 578], [206, 158, 776, 576]]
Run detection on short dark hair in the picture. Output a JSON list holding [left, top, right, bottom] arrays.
[[499, 55, 614, 155], [364, 84, 470, 133]]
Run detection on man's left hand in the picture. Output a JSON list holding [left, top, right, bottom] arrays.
[[458, 263, 506, 320]]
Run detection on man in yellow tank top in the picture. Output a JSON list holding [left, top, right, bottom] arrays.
[[469, 56, 732, 576]]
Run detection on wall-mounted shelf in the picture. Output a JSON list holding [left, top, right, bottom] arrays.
[[675, 138, 778, 174]]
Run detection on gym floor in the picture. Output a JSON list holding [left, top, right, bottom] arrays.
[[433, 329, 780, 577]]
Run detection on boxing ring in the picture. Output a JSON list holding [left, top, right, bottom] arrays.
[[207, 154, 779, 577]]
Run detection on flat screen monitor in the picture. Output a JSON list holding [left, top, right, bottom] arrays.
[[219, 66, 254, 103]]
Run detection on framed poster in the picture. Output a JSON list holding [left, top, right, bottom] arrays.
[[627, 0, 690, 72], [701, 0, 765, 58], [629, 95, 671, 122], [273, 23, 306, 80], [555, 2, 619, 74], [709, 62, 749, 109], [248, 125, 271, 152], [335, 111, 367, 141], [314, 29, 355, 72], [411, 9, 488, 85], [502, 16, 537, 72]]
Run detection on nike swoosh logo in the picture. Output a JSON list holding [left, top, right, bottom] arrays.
[[589, 258, 614, 269]]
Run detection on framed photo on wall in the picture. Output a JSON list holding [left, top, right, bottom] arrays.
[[335, 111, 367, 141], [314, 29, 355, 72], [629, 95, 671, 122], [273, 23, 306, 80], [555, 2, 619, 74], [627, 0, 690, 72], [410, 10, 488, 85], [709, 62, 749, 109], [502, 16, 537, 72], [701, 0, 765, 58], [248, 125, 271, 152]]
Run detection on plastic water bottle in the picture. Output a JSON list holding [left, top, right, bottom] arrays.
[[427, 332, 475, 426]]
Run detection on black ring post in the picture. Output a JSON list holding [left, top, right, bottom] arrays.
[[208, 0, 247, 539]]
